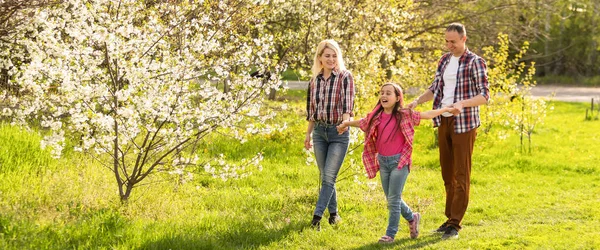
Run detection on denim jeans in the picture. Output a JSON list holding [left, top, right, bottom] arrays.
[[378, 153, 414, 238], [312, 123, 349, 217]]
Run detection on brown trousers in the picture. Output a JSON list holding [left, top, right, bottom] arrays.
[[438, 116, 477, 230]]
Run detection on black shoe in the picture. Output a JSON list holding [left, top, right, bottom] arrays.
[[441, 226, 459, 240], [433, 222, 449, 233], [328, 214, 342, 225], [311, 215, 322, 231], [311, 220, 321, 231]]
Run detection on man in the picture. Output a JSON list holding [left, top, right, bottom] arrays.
[[407, 23, 489, 240]]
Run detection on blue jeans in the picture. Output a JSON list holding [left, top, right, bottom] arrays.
[[378, 153, 414, 238], [312, 123, 349, 217]]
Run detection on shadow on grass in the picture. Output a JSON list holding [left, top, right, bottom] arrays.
[[138, 220, 307, 250], [351, 234, 442, 250]]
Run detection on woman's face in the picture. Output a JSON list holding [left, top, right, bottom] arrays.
[[379, 85, 400, 110], [319, 47, 337, 71]]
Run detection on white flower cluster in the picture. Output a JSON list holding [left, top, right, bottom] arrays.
[[202, 153, 264, 181], [303, 147, 315, 166], [1, 0, 283, 196]]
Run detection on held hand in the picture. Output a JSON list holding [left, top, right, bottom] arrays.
[[336, 122, 348, 135], [446, 107, 460, 115], [304, 134, 312, 150], [406, 100, 418, 109], [450, 102, 464, 115]]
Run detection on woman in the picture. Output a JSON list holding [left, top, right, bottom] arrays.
[[304, 39, 354, 230]]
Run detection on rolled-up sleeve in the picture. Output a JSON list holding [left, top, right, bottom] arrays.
[[306, 79, 313, 121], [359, 118, 368, 132], [471, 57, 490, 101], [411, 111, 421, 126], [341, 73, 355, 116]]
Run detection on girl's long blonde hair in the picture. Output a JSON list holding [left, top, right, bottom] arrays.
[[311, 39, 347, 79]]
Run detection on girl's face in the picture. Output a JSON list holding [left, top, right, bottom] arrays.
[[379, 85, 400, 110], [319, 48, 338, 71]]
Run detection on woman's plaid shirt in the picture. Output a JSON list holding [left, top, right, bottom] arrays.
[[428, 49, 490, 133], [359, 105, 421, 179], [306, 69, 355, 124]]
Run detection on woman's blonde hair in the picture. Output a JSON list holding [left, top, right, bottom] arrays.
[[311, 39, 346, 79]]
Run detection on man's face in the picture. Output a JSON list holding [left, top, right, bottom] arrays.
[[445, 31, 466, 56]]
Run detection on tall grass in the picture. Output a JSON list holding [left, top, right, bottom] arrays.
[[0, 124, 54, 174], [0, 91, 599, 249]]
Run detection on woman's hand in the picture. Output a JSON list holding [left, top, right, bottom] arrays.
[[304, 134, 312, 150]]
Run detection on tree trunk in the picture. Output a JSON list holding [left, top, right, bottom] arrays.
[[544, 7, 552, 75], [268, 88, 277, 100], [223, 80, 230, 93], [588, 1, 599, 76], [528, 132, 532, 154], [553, 10, 565, 76], [120, 183, 134, 203], [520, 100, 524, 153]]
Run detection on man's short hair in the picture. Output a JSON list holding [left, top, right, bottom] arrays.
[[446, 23, 466, 37]]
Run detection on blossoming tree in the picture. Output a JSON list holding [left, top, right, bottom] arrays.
[[4, 0, 282, 202]]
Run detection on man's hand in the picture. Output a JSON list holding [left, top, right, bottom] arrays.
[[445, 107, 459, 115], [451, 102, 464, 115]]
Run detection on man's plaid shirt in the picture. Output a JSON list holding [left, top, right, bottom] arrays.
[[428, 49, 490, 133]]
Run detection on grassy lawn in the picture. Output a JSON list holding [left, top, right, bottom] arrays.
[[1, 90, 599, 249]]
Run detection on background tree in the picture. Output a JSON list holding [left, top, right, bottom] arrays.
[[5, 0, 282, 202], [0, 0, 58, 96], [529, 0, 599, 80]]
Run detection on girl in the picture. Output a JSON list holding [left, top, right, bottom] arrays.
[[337, 83, 455, 243], [304, 39, 355, 230]]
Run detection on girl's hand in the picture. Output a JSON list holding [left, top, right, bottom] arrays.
[[304, 134, 312, 150], [336, 122, 348, 135], [446, 107, 459, 115], [450, 102, 463, 115], [407, 100, 418, 109]]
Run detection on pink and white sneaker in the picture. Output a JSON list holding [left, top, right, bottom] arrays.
[[408, 212, 421, 239]]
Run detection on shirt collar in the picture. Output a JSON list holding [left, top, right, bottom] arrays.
[[318, 68, 340, 79], [457, 47, 470, 60]]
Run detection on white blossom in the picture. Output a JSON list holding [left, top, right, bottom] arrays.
[[3, 0, 283, 198]]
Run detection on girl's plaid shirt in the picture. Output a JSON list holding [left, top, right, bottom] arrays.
[[359, 105, 421, 179], [306, 68, 355, 124], [428, 49, 490, 133]]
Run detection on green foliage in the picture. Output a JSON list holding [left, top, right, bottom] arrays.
[[535, 75, 600, 86], [280, 69, 304, 81], [480, 33, 550, 153], [531, 0, 600, 77], [0, 124, 54, 174]]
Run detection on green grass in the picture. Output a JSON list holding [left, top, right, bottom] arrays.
[[1, 91, 599, 249], [281, 69, 310, 81]]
